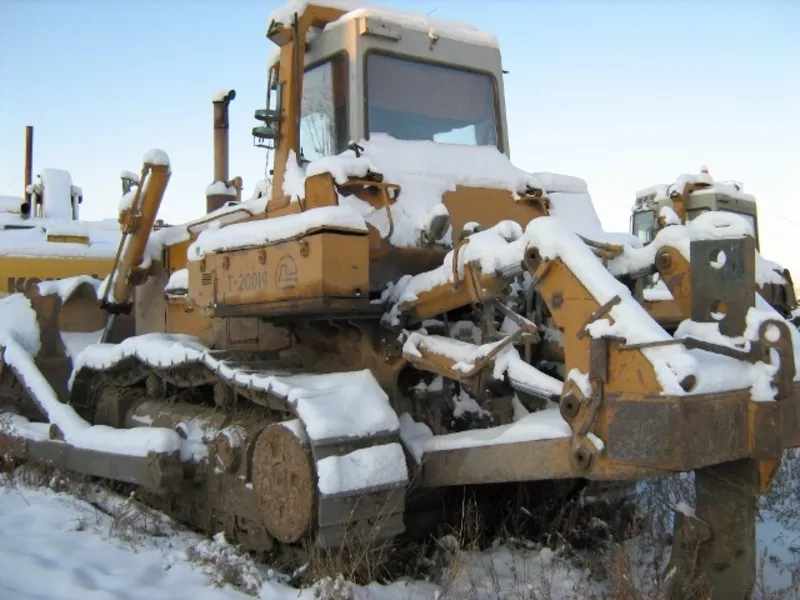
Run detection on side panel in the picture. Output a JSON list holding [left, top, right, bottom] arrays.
[[441, 186, 548, 238], [204, 232, 369, 313], [166, 300, 213, 345], [166, 238, 192, 274], [134, 261, 167, 336], [0, 256, 113, 296]]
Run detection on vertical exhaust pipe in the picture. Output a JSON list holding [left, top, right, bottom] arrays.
[[213, 90, 234, 183], [24, 126, 33, 197], [206, 89, 237, 214], [21, 125, 34, 218]]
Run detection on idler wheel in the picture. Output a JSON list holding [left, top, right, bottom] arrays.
[[251, 423, 316, 543]]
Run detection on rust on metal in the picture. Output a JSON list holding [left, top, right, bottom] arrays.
[[663, 509, 712, 599], [0, 3, 798, 587], [251, 423, 316, 543], [689, 460, 761, 600], [576, 295, 621, 340], [23, 125, 33, 209], [208, 89, 238, 214], [690, 237, 756, 337]]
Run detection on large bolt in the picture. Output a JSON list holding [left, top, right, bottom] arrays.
[[524, 247, 541, 273], [655, 250, 672, 272], [679, 374, 697, 392], [571, 444, 595, 472], [551, 292, 564, 310], [559, 392, 581, 421]]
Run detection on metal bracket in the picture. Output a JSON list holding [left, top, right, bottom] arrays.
[[690, 237, 756, 337]]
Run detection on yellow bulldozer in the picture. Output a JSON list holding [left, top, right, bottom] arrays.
[[0, 3, 798, 599], [0, 125, 128, 297], [630, 167, 800, 325]]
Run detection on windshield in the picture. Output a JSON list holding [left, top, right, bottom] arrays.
[[365, 52, 500, 149], [632, 210, 656, 243]]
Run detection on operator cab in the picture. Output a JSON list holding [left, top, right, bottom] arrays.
[[254, 6, 510, 161], [631, 177, 760, 249]]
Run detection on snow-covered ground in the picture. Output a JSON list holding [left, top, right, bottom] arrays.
[[1, 467, 799, 600], [0, 476, 252, 600], [0, 468, 600, 599], [0, 471, 439, 600]]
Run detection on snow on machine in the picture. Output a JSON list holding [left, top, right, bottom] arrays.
[[0, 3, 798, 598]]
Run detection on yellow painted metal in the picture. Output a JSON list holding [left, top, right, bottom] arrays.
[[45, 234, 90, 245], [0, 256, 114, 297], [107, 161, 171, 306]]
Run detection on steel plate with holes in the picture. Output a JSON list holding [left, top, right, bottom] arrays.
[[690, 237, 755, 337]]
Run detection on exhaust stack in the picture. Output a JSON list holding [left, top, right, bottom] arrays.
[[21, 125, 33, 218], [206, 89, 240, 214]]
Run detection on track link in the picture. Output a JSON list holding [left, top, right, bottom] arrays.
[[0, 336, 409, 554]]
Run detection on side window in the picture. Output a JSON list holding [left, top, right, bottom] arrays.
[[300, 54, 348, 162], [631, 210, 655, 243]]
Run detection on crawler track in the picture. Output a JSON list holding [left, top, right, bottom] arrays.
[[0, 338, 409, 555]]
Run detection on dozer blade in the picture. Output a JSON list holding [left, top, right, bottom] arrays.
[[0, 412, 183, 494], [386, 215, 800, 595], [0, 279, 172, 488], [0, 277, 129, 405]]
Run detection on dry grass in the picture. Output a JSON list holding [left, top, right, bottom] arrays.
[[302, 501, 403, 587], [105, 490, 174, 548], [411, 471, 800, 600], [3, 455, 800, 599], [185, 533, 266, 595], [1, 462, 173, 547]]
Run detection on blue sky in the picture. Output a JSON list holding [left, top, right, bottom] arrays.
[[1, 0, 798, 272]]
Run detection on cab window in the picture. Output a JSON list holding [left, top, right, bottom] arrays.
[[299, 54, 348, 162], [632, 210, 656, 243], [365, 52, 500, 150]]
